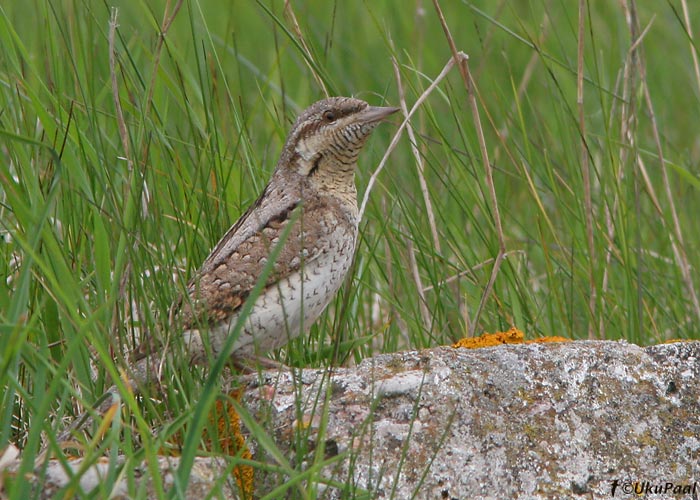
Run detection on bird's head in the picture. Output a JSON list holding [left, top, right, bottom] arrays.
[[279, 97, 398, 182]]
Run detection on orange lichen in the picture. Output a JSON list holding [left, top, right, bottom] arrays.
[[452, 326, 569, 349], [452, 326, 524, 348], [526, 335, 570, 344], [204, 389, 254, 499], [165, 389, 254, 498]]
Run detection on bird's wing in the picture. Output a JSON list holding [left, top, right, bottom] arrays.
[[172, 189, 329, 331]]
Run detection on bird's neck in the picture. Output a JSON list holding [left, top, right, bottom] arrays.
[[308, 166, 357, 205]]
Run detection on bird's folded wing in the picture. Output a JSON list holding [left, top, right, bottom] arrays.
[[173, 195, 328, 331]]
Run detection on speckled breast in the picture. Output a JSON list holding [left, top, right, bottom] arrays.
[[187, 210, 358, 361]]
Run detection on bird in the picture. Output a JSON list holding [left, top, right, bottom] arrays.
[[50, 97, 398, 449], [166, 96, 399, 367]]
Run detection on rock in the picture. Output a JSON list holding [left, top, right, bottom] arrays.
[[244, 340, 700, 499], [6, 341, 700, 499], [7, 455, 235, 499]]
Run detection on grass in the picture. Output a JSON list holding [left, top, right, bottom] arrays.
[[1, 0, 699, 497]]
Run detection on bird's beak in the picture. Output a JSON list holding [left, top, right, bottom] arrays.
[[359, 105, 400, 124]]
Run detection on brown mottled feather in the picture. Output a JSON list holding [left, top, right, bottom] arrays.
[[173, 192, 339, 331]]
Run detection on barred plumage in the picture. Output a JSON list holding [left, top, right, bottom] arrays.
[[170, 97, 398, 364]]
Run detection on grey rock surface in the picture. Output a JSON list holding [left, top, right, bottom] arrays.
[[8, 341, 700, 499], [244, 341, 700, 499]]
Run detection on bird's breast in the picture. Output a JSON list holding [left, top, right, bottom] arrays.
[[192, 210, 358, 360], [239, 220, 357, 352]]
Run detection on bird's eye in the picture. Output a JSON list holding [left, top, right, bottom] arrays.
[[323, 110, 336, 122]]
